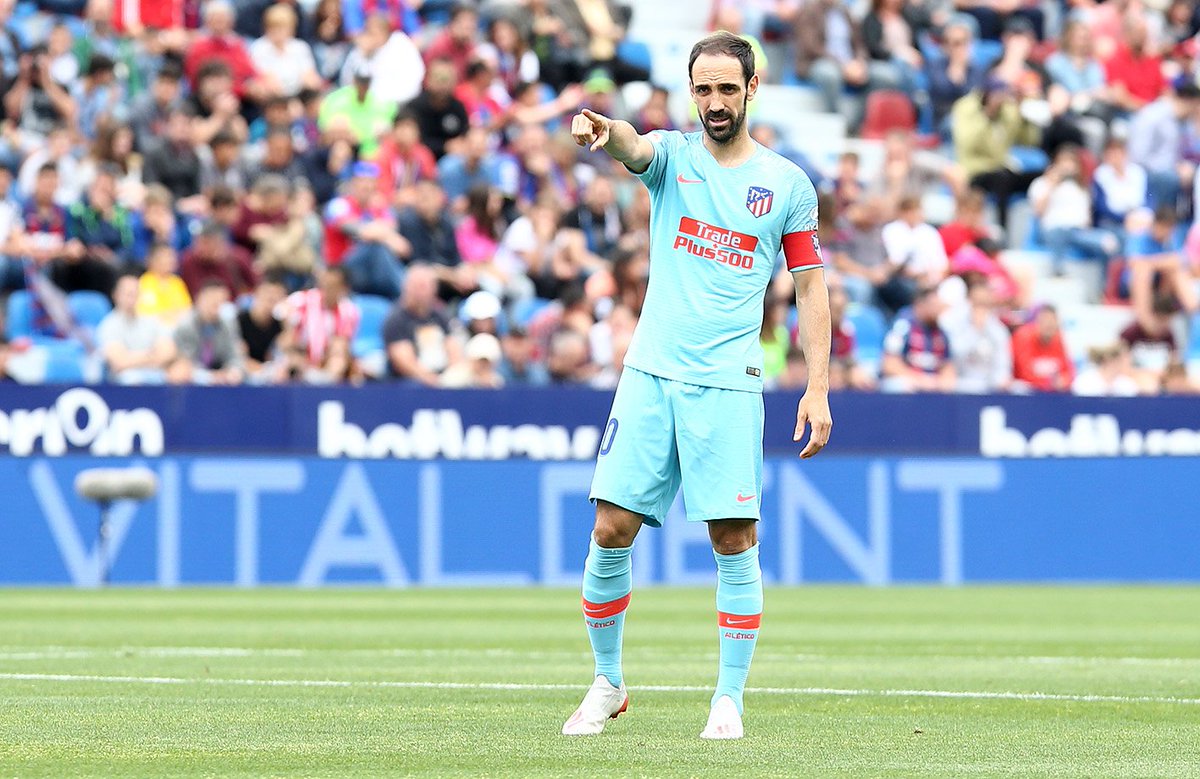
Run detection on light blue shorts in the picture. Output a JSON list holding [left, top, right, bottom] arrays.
[[589, 367, 764, 527]]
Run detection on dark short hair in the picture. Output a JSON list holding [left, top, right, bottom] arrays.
[[688, 31, 755, 87], [1153, 205, 1178, 225]]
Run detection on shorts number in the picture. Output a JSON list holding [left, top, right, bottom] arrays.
[[598, 419, 619, 456]]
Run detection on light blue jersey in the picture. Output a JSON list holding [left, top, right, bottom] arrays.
[[624, 130, 821, 393]]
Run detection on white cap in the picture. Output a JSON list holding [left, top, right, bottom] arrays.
[[465, 333, 502, 363], [461, 290, 501, 322]]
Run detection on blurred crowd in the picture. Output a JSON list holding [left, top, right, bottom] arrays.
[[0, 0, 1197, 396]]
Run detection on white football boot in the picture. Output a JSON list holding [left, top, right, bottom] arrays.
[[561, 675, 629, 735], [699, 695, 744, 740]]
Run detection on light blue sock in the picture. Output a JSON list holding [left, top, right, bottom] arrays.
[[713, 544, 763, 715], [581, 537, 632, 688]]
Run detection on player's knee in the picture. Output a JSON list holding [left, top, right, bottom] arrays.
[[708, 520, 757, 556], [593, 501, 641, 548]]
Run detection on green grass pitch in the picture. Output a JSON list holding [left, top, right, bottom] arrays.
[[0, 587, 1198, 778]]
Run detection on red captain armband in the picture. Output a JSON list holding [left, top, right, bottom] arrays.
[[782, 230, 823, 271]]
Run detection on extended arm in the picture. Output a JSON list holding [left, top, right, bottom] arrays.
[[792, 268, 832, 458], [570, 108, 655, 174]]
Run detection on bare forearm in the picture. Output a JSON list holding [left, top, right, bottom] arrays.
[[795, 274, 831, 393]]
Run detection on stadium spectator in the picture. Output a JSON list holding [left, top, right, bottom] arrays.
[[342, 0, 421, 37], [881, 285, 956, 393], [168, 281, 245, 385], [793, 0, 876, 123], [1124, 207, 1198, 329], [1103, 14, 1165, 113], [71, 55, 121, 142], [1127, 82, 1200, 212], [957, 0, 1043, 42], [988, 16, 1043, 96], [460, 289, 501, 337], [97, 273, 176, 385], [939, 189, 991, 258], [324, 161, 410, 299], [437, 126, 500, 208], [456, 57, 507, 130], [499, 325, 550, 386], [128, 59, 185, 153], [545, 327, 593, 384], [873, 129, 962, 214], [826, 283, 876, 391], [340, 12, 425, 105], [246, 128, 308, 188], [317, 62, 396, 156], [409, 59, 472, 160], [237, 273, 288, 383], [185, 0, 262, 101], [0, 167, 24, 291], [384, 264, 461, 385], [20, 163, 69, 277], [441, 332, 505, 388], [372, 110, 437, 210], [17, 126, 81, 207], [951, 75, 1041, 230], [940, 279, 1013, 393], [58, 166, 134, 294], [1073, 342, 1140, 396], [200, 132, 247, 198], [136, 243, 191, 327], [179, 220, 258, 300], [633, 85, 675, 134], [1029, 144, 1120, 274], [1092, 136, 1148, 231], [478, 16, 540, 98], [455, 183, 504, 270], [307, 0, 352, 82], [879, 196, 949, 311], [248, 3, 321, 99], [188, 61, 249, 146], [421, 4, 480, 81], [1045, 18, 1113, 118], [862, 0, 923, 94], [548, 0, 649, 85], [4, 46, 76, 151], [280, 265, 359, 383], [1011, 305, 1074, 392], [397, 179, 463, 277], [1120, 295, 1179, 391], [564, 175, 622, 259], [142, 108, 204, 206], [238, 177, 317, 286], [80, 123, 141, 209], [927, 15, 990, 129]]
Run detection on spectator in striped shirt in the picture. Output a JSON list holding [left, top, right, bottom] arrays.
[[280, 265, 360, 383]]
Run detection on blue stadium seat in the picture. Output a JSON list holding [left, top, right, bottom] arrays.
[[512, 297, 553, 329], [67, 290, 112, 331], [972, 39, 1003, 69], [846, 304, 887, 365], [41, 340, 87, 384], [617, 39, 652, 74], [351, 294, 392, 358], [1188, 314, 1200, 361], [5, 290, 34, 340]]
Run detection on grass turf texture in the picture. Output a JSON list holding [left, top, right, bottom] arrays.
[[0, 588, 1197, 778]]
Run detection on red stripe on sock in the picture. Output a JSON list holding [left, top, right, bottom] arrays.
[[718, 612, 761, 629], [582, 593, 631, 619]]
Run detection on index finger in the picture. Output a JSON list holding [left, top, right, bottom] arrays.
[[580, 108, 605, 124], [800, 421, 832, 459]]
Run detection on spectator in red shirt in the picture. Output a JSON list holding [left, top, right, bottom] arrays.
[[939, 189, 991, 258], [180, 220, 259, 300], [185, 0, 263, 101], [371, 110, 437, 210], [455, 58, 507, 129], [421, 4, 479, 81], [323, 161, 411, 298], [1103, 14, 1165, 112], [1011, 305, 1074, 392]]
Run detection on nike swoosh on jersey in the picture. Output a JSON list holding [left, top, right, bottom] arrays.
[[736, 493, 756, 502], [676, 173, 705, 184]]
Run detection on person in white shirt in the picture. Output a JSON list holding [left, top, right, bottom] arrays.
[[1092, 136, 1147, 231], [339, 15, 425, 106], [248, 4, 322, 98], [1029, 144, 1120, 274], [939, 278, 1012, 394], [1073, 342, 1141, 396], [878, 196, 948, 313]]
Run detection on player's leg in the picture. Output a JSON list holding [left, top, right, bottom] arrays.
[[674, 382, 764, 739], [704, 518, 762, 739], [565, 368, 681, 736]]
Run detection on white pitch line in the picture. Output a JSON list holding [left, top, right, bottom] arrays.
[[1, 672, 1198, 706], [0, 646, 1197, 667]]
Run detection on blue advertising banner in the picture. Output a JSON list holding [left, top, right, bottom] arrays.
[[1, 385, 1200, 458], [1, 455, 1195, 586]]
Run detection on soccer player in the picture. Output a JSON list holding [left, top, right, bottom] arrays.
[[561, 32, 833, 740]]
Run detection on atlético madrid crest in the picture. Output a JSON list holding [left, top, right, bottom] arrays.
[[746, 186, 773, 218]]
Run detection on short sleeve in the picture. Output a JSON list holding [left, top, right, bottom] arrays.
[[781, 168, 822, 271], [632, 130, 684, 190]]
